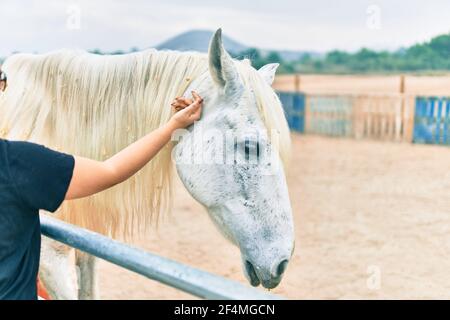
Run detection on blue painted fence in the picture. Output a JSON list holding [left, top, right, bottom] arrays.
[[279, 92, 450, 147], [278, 92, 305, 132], [413, 96, 450, 145], [306, 95, 353, 137]]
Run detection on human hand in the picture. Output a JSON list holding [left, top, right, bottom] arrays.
[[168, 91, 204, 129], [0, 69, 7, 92]]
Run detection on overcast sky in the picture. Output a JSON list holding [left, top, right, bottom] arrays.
[[0, 0, 449, 56]]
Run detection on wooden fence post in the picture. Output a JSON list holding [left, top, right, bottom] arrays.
[[294, 74, 301, 92], [399, 74, 411, 142], [399, 75, 405, 95]]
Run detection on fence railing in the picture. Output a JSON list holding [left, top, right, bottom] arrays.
[[352, 94, 415, 142], [40, 215, 283, 300], [305, 94, 353, 137], [278, 91, 417, 143], [278, 92, 305, 132], [413, 96, 450, 145]]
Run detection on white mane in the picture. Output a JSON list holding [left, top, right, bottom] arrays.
[[0, 48, 290, 237]]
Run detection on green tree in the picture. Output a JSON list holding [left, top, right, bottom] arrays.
[[325, 50, 350, 65], [236, 48, 266, 69], [266, 51, 283, 64]]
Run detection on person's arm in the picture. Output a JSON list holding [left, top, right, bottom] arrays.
[[65, 91, 203, 200], [0, 69, 7, 92]]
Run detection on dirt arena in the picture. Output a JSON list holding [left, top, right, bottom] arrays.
[[98, 133, 450, 299]]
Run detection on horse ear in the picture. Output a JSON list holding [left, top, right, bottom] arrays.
[[208, 28, 242, 94], [258, 63, 279, 86]]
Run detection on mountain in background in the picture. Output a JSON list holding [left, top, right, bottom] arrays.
[[156, 29, 246, 54], [155, 29, 317, 62]]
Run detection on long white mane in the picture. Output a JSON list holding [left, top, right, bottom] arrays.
[[0, 48, 290, 237]]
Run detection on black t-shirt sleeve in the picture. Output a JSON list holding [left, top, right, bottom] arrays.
[[6, 140, 75, 212]]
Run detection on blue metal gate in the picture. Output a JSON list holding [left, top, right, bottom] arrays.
[[278, 92, 305, 133], [413, 96, 450, 145]]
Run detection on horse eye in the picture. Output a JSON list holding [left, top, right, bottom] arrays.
[[244, 139, 260, 160], [234, 139, 261, 162]]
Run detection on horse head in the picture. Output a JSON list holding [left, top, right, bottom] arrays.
[[173, 29, 295, 289]]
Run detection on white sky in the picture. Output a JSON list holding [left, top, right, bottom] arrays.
[[0, 0, 449, 56]]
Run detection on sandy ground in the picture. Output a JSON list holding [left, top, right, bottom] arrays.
[[273, 74, 450, 96], [97, 133, 450, 299]]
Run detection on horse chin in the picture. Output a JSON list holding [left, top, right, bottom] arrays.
[[261, 277, 283, 290]]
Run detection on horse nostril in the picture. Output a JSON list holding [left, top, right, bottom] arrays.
[[245, 260, 260, 287], [275, 259, 289, 277]]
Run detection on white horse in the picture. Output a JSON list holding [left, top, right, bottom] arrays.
[[0, 29, 294, 299]]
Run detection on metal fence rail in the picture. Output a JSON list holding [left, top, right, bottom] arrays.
[[40, 215, 282, 300]]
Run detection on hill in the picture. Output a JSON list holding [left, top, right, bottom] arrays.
[[156, 29, 247, 54], [155, 29, 314, 62]]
